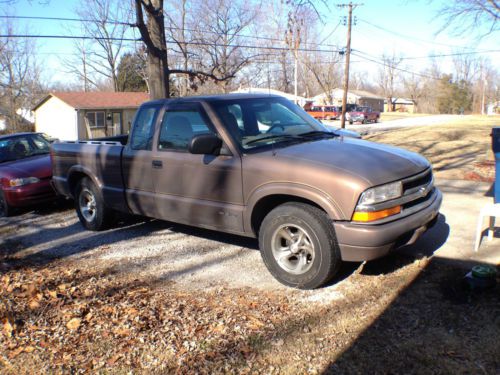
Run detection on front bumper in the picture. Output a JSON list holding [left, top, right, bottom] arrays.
[[333, 188, 443, 261], [3, 179, 57, 207]]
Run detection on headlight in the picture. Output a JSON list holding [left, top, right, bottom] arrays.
[[357, 181, 402, 206], [9, 177, 40, 187]]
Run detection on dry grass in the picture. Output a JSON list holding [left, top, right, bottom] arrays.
[[365, 115, 498, 180], [380, 112, 431, 122]]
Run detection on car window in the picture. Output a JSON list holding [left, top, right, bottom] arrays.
[[158, 109, 215, 151], [130, 105, 159, 150], [0, 134, 50, 163]]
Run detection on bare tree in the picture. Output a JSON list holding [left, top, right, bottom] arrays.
[[134, 0, 242, 99], [190, 0, 258, 93], [377, 53, 403, 112], [436, 0, 499, 36], [72, 0, 131, 92], [164, 0, 193, 96], [402, 73, 424, 113], [0, 20, 41, 132], [303, 52, 342, 103]]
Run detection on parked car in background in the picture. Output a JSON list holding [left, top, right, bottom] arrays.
[[346, 106, 380, 124], [0, 133, 56, 217], [306, 105, 341, 120]]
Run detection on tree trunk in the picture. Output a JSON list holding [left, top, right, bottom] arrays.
[[147, 0, 169, 99]]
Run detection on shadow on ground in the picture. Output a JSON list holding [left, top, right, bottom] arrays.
[[322, 257, 499, 374]]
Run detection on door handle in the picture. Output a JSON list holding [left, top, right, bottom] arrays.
[[152, 160, 163, 168]]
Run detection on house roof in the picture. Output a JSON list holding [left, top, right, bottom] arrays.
[[33, 91, 150, 111]]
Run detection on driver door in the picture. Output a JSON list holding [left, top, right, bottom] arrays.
[[151, 103, 244, 232]]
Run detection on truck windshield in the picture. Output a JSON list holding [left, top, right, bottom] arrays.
[[212, 97, 330, 151]]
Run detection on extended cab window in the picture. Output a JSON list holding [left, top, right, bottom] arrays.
[[158, 109, 214, 151], [130, 106, 159, 150]]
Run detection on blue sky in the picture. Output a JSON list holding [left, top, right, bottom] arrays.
[[2, 0, 499, 86]]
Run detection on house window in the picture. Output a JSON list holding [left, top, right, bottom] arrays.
[[86, 111, 105, 128]]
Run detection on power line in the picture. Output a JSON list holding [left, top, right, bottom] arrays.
[[0, 33, 343, 54], [0, 14, 342, 49], [351, 51, 441, 80]]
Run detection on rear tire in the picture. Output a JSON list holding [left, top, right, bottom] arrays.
[[258, 202, 341, 289], [75, 177, 113, 231], [0, 190, 12, 217]]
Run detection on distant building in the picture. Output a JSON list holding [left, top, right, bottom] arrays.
[[311, 89, 385, 112], [486, 101, 500, 115], [384, 98, 415, 113], [33, 92, 149, 140], [232, 87, 308, 107]]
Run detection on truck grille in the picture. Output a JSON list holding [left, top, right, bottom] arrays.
[[401, 168, 434, 210]]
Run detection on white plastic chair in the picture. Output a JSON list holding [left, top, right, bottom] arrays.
[[474, 203, 500, 251]]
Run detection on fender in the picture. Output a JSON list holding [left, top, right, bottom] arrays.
[[243, 182, 346, 234], [66, 165, 103, 197]]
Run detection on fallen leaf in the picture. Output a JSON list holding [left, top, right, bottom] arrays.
[[8, 347, 23, 359], [3, 318, 14, 337], [107, 353, 121, 366], [23, 346, 35, 353], [114, 328, 131, 337], [47, 290, 58, 299], [29, 300, 40, 309], [66, 318, 81, 330]]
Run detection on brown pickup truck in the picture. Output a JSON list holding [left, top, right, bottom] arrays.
[[51, 94, 442, 289]]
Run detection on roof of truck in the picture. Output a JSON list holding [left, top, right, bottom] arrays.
[[144, 93, 284, 106]]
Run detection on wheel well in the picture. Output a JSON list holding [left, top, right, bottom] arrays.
[[251, 195, 324, 236], [68, 172, 88, 196]]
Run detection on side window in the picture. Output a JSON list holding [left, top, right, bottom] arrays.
[[158, 110, 214, 151], [130, 106, 159, 150]]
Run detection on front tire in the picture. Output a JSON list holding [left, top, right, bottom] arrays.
[[0, 190, 12, 217], [259, 203, 341, 289], [75, 177, 113, 230]]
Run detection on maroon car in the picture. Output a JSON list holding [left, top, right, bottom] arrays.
[[0, 133, 56, 217]]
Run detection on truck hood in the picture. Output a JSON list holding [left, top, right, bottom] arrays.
[[0, 154, 52, 180], [268, 137, 429, 186]]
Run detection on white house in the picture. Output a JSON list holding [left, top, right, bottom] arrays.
[[33, 92, 149, 141], [232, 87, 308, 107], [311, 89, 385, 112]]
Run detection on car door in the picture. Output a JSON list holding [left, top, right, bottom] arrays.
[[151, 102, 244, 233], [122, 103, 163, 217]]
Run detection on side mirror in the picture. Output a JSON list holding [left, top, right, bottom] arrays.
[[188, 133, 222, 155]]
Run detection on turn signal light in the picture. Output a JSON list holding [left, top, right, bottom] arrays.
[[352, 206, 402, 222]]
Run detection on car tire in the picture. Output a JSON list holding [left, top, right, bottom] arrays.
[[75, 177, 113, 231], [0, 190, 12, 217], [362, 118, 367, 124], [258, 202, 341, 289], [349, 120, 353, 125]]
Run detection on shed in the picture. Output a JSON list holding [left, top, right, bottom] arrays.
[[384, 98, 415, 113], [33, 92, 149, 140], [311, 89, 385, 112]]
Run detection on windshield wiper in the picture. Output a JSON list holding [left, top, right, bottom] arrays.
[[297, 130, 338, 138], [244, 134, 303, 146]]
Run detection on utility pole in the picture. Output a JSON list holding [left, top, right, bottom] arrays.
[[286, 15, 302, 105], [338, 2, 362, 128]]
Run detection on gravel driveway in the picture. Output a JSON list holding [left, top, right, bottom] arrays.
[[0, 203, 347, 303]]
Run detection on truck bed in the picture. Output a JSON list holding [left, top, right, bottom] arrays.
[[51, 140, 129, 212]]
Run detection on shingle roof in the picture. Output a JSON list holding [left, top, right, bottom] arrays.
[[33, 92, 150, 110]]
